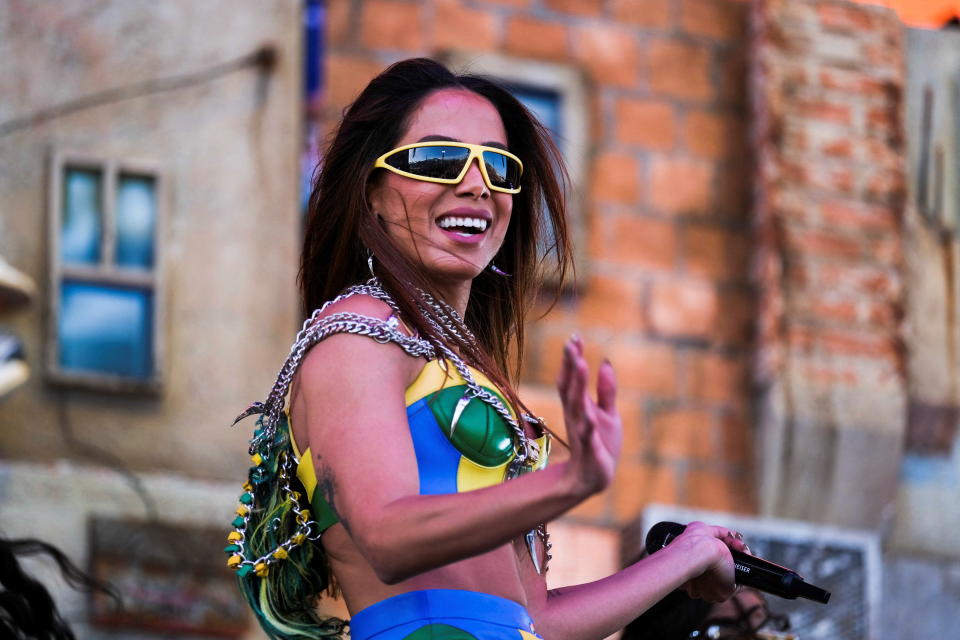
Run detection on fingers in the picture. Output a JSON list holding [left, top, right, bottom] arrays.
[[596, 358, 617, 412], [559, 337, 588, 432]]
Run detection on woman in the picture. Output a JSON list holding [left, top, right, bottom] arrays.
[[227, 58, 747, 640]]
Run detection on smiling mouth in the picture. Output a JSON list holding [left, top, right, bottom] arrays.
[[436, 215, 489, 236]]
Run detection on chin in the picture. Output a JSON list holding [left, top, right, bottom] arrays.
[[425, 255, 487, 283]]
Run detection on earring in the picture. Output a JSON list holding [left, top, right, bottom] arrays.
[[489, 262, 511, 277], [367, 249, 376, 278]]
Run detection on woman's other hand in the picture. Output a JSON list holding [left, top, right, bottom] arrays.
[[675, 521, 749, 602], [557, 334, 622, 498]]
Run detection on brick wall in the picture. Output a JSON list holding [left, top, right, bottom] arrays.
[[750, 0, 907, 529], [325, 0, 756, 527]]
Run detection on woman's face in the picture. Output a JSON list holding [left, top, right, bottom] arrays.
[[367, 88, 514, 287]]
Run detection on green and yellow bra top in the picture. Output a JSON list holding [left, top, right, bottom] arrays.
[[289, 358, 550, 534]]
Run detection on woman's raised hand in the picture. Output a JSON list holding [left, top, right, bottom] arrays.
[[557, 335, 622, 498]]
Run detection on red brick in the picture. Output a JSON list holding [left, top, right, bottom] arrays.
[[576, 274, 644, 331], [796, 99, 853, 125], [797, 362, 859, 387], [591, 151, 641, 204], [648, 156, 714, 216], [865, 167, 906, 204], [787, 325, 899, 360], [360, 0, 424, 51], [612, 0, 671, 29], [327, 0, 352, 47], [613, 462, 678, 523], [715, 162, 750, 219], [682, 224, 749, 281], [867, 302, 897, 330], [687, 468, 754, 513], [650, 407, 716, 460], [820, 200, 898, 234], [325, 55, 386, 114], [545, 0, 603, 16], [817, 264, 901, 299], [505, 16, 568, 61], [604, 214, 678, 272], [575, 25, 641, 88], [433, 0, 498, 51], [718, 49, 748, 108], [786, 228, 862, 261], [619, 398, 646, 460], [685, 110, 743, 158], [616, 98, 677, 150], [818, 69, 891, 98], [817, 3, 875, 33], [611, 340, 679, 396], [569, 489, 610, 520], [718, 411, 751, 465], [681, 0, 746, 40], [821, 138, 853, 158], [647, 39, 713, 101], [648, 278, 718, 339], [718, 289, 754, 345], [688, 351, 747, 405]]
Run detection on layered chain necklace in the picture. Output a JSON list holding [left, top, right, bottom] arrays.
[[246, 278, 551, 573]]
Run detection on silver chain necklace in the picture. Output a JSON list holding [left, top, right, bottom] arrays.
[[237, 278, 550, 572]]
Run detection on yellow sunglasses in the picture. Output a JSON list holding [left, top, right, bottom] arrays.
[[373, 141, 523, 194]]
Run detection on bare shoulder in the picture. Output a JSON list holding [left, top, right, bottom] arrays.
[[296, 294, 421, 395]]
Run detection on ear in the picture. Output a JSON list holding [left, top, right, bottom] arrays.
[[365, 172, 385, 218]]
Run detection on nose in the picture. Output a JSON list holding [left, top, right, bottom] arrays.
[[455, 156, 490, 200]]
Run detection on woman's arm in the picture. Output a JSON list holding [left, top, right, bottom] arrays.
[[524, 523, 747, 640], [293, 303, 620, 584]]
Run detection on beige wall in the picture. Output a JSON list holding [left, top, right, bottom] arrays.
[[0, 0, 301, 481]]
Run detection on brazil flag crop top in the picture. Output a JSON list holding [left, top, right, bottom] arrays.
[[287, 359, 550, 533]]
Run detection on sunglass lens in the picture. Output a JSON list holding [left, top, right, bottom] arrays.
[[386, 146, 471, 180], [483, 151, 521, 190]]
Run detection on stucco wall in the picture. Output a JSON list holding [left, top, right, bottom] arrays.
[[0, 0, 301, 481]]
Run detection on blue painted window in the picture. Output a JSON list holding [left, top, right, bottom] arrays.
[[59, 281, 154, 378], [61, 169, 103, 265], [55, 161, 159, 386], [115, 175, 157, 269], [506, 85, 564, 260], [507, 84, 564, 140]]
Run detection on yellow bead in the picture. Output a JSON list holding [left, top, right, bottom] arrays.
[[254, 561, 269, 577], [273, 547, 289, 560], [242, 482, 253, 492], [251, 453, 263, 466], [227, 531, 242, 542], [291, 534, 306, 545], [227, 555, 242, 569], [235, 505, 249, 517]]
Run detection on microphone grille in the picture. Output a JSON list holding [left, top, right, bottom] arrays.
[[645, 521, 686, 556]]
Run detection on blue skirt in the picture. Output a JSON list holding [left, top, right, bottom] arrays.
[[348, 589, 543, 640]]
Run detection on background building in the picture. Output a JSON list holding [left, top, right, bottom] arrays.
[[0, 0, 957, 638]]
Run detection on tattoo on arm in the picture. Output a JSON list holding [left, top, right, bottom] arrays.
[[315, 454, 350, 532]]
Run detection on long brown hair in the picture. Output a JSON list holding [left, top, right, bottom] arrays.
[[300, 57, 571, 410]]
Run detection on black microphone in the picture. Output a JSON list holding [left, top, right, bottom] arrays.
[[645, 521, 831, 604]]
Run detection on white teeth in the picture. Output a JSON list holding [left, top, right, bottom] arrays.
[[438, 216, 488, 231]]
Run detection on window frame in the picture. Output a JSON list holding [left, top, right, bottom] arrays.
[[443, 52, 590, 287], [46, 149, 165, 394]]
